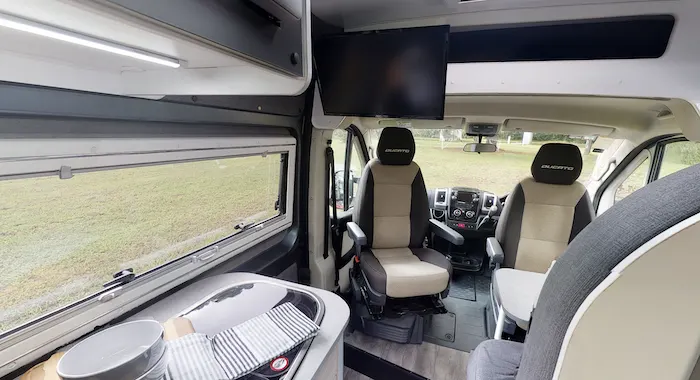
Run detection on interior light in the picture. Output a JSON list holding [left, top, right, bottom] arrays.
[[0, 12, 181, 68]]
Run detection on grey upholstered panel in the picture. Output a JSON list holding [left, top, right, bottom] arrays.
[[568, 191, 595, 243], [517, 164, 700, 380], [409, 169, 431, 248], [496, 184, 525, 269], [359, 249, 386, 294], [353, 164, 375, 247], [467, 340, 523, 380]]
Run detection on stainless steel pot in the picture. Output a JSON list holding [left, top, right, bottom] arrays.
[[57, 320, 167, 380]]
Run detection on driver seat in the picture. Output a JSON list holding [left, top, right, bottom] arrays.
[[348, 127, 462, 309]]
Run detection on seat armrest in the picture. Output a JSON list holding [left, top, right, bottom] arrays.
[[429, 219, 464, 246], [347, 222, 367, 247], [486, 237, 504, 267]]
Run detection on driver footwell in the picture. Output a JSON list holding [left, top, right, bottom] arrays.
[[423, 273, 491, 352], [344, 274, 491, 378]]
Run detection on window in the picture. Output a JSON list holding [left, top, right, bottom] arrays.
[[0, 153, 283, 334], [365, 128, 599, 195], [331, 128, 366, 210], [349, 141, 364, 207], [658, 141, 700, 179], [614, 157, 650, 202], [0, 136, 295, 348], [331, 129, 349, 210]]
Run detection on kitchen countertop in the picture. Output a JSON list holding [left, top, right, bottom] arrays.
[[130, 272, 349, 380]]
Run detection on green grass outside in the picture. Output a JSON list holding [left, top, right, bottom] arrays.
[[0, 155, 280, 333], [335, 131, 598, 195], [412, 138, 597, 195]]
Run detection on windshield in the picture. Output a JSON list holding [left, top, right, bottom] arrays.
[[366, 128, 598, 195]]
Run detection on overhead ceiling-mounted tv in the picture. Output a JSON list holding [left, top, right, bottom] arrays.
[[314, 25, 449, 120]]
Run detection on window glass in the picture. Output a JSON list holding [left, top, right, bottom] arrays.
[[348, 140, 365, 208], [615, 158, 650, 202], [365, 128, 599, 195], [659, 141, 700, 179], [331, 129, 349, 210], [0, 154, 282, 333]]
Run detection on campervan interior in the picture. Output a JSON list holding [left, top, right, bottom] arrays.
[[2, 1, 700, 380]]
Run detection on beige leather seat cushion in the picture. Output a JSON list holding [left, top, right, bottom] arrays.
[[372, 248, 449, 298]]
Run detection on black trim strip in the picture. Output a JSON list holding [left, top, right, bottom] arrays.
[[0, 82, 297, 128], [344, 343, 428, 380], [449, 15, 675, 63], [348, 124, 371, 161]]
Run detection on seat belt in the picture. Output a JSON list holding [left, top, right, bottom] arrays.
[[324, 144, 344, 286]]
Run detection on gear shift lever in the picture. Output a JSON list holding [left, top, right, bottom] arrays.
[[477, 204, 499, 230]]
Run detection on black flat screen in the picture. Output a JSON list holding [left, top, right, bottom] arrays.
[[314, 25, 449, 120], [457, 192, 473, 202]]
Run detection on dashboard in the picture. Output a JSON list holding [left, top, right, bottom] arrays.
[[428, 187, 500, 233]]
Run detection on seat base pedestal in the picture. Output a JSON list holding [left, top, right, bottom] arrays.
[[351, 297, 426, 344], [352, 266, 448, 319]]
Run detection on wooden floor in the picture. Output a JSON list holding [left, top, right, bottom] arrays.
[[343, 331, 470, 380]]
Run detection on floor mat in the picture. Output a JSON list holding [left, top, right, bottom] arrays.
[[424, 297, 489, 352], [424, 312, 456, 342], [424, 274, 492, 352], [450, 273, 476, 301]]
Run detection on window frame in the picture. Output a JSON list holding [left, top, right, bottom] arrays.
[[648, 136, 691, 182], [332, 125, 369, 213], [0, 136, 296, 374], [346, 126, 370, 210], [593, 134, 681, 213]]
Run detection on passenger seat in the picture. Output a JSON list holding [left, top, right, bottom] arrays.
[[487, 143, 595, 273]]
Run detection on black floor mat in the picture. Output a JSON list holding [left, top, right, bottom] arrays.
[[424, 312, 456, 342], [424, 297, 489, 352], [450, 273, 476, 301]]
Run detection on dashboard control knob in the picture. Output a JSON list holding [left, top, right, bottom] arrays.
[[465, 210, 475, 218], [453, 209, 462, 217]]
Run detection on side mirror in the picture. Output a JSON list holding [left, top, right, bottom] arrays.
[[463, 143, 498, 153], [333, 169, 359, 209]]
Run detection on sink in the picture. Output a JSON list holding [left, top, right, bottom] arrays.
[[177, 280, 325, 379]]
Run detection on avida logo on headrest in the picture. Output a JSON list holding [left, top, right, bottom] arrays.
[[384, 148, 411, 153], [541, 164, 574, 171]]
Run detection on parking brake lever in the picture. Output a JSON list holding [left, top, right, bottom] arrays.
[[477, 205, 499, 230]]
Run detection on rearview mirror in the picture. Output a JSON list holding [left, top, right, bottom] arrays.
[[463, 143, 498, 153]]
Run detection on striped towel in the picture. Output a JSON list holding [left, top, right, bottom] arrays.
[[167, 334, 229, 379], [166, 302, 319, 380]]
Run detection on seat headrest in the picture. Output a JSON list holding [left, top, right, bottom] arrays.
[[531, 143, 583, 185], [377, 127, 415, 166]]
